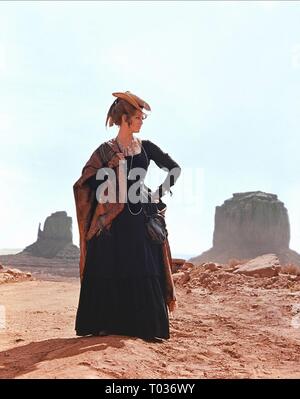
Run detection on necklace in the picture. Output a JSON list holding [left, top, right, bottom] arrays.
[[116, 136, 141, 157], [115, 138, 149, 216], [126, 144, 150, 216]]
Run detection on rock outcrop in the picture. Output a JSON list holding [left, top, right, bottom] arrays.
[[214, 191, 290, 254], [171, 258, 186, 273], [190, 191, 300, 266], [234, 254, 281, 277], [0, 266, 32, 284], [22, 211, 79, 259]]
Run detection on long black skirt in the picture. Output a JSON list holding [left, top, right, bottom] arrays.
[[75, 201, 170, 340]]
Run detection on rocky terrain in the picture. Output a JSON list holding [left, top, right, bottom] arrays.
[[1, 254, 300, 379], [0, 254, 78, 280], [1, 195, 300, 378], [0, 263, 33, 284]]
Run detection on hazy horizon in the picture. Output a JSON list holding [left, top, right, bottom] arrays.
[[0, 246, 196, 259]]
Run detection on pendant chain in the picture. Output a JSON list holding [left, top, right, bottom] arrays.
[[115, 138, 150, 216]]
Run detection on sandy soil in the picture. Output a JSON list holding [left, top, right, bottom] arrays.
[[1, 270, 300, 379]]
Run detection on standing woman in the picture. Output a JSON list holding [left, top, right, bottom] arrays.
[[73, 91, 181, 341]]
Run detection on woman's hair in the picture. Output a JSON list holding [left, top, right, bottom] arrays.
[[105, 98, 141, 128]]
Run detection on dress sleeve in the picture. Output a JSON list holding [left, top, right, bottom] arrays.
[[144, 140, 181, 198]]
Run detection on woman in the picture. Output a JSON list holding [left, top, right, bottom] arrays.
[[73, 91, 181, 342]]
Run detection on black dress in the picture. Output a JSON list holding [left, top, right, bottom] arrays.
[[75, 140, 180, 340]]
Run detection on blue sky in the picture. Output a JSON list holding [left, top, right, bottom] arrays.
[[1, 1, 300, 258]]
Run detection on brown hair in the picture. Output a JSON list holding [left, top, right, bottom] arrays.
[[105, 98, 141, 128]]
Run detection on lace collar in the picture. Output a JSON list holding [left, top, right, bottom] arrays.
[[115, 136, 142, 156]]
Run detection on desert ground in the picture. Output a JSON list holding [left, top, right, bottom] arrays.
[[1, 262, 300, 379]]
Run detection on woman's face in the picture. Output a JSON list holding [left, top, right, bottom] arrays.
[[129, 110, 146, 133]]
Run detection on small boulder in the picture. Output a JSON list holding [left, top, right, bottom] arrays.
[[203, 262, 219, 272], [172, 271, 190, 285], [181, 262, 194, 271], [171, 258, 186, 273], [234, 253, 281, 277]]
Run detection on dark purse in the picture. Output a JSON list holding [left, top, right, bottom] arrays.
[[143, 202, 168, 244]]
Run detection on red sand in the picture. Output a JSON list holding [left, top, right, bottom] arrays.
[[1, 268, 300, 379]]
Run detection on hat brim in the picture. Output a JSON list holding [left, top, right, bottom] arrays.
[[112, 91, 151, 111]]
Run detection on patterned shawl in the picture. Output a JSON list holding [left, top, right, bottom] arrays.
[[73, 138, 177, 311]]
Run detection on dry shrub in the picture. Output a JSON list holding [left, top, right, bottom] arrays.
[[281, 263, 300, 276]]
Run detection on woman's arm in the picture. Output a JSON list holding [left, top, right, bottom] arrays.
[[144, 140, 181, 198]]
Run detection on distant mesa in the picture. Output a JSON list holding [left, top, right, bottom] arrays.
[[0, 211, 80, 278], [22, 211, 79, 260], [189, 191, 300, 266]]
